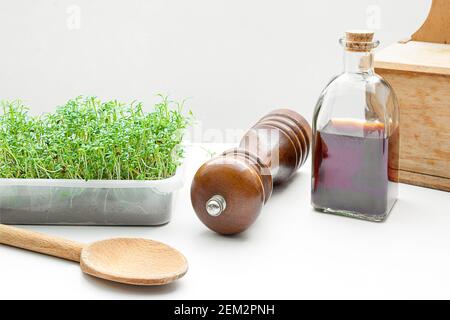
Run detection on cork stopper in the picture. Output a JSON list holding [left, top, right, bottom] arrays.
[[342, 30, 378, 52]]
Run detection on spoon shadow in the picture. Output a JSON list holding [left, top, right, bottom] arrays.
[[81, 272, 182, 296]]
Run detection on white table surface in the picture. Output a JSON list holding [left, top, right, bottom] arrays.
[[1, 144, 449, 300]]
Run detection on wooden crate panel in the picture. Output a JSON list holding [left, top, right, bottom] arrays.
[[376, 68, 450, 185], [399, 170, 450, 192]]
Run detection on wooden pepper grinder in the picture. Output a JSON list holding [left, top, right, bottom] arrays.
[[191, 109, 312, 235]]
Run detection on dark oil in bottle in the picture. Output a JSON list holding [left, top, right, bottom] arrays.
[[312, 119, 398, 221]]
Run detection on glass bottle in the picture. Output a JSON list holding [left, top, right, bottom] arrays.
[[311, 30, 399, 222]]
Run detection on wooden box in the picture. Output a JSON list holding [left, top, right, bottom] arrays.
[[375, 0, 450, 192]]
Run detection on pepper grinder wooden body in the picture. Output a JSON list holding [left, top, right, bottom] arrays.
[[191, 109, 312, 235]]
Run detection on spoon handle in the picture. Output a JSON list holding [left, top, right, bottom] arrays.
[[0, 224, 83, 262]]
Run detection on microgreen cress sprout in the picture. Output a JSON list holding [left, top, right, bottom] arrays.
[[0, 95, 192, 181]]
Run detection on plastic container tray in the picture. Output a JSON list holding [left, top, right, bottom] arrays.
[[0, 165, 185, 226]]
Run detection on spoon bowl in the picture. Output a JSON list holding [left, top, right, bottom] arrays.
[[81, 238, 188, 286]]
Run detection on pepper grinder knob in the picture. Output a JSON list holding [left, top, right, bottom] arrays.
[[206, 195, 227, 217], [191, 109, 311, 235]]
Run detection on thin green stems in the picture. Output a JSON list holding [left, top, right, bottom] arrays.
[[0, 96, 191, 181]]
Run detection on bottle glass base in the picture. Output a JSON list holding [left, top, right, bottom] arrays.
[[312, 199, 398, 223]]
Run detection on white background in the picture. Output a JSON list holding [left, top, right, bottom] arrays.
[[1, 145, 450, 300], [0, 0, 429, 134], [0, 145, 450, 299]]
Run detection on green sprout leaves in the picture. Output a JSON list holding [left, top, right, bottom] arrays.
[[0, 95, 192, 181]]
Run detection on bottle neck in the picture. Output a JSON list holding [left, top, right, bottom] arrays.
[[343, 50, 374, 74]]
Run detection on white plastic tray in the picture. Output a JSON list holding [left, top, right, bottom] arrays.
[[0, 164, 185, 226]]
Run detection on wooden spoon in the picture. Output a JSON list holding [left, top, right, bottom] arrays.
[[0, 224, 188, 286]]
